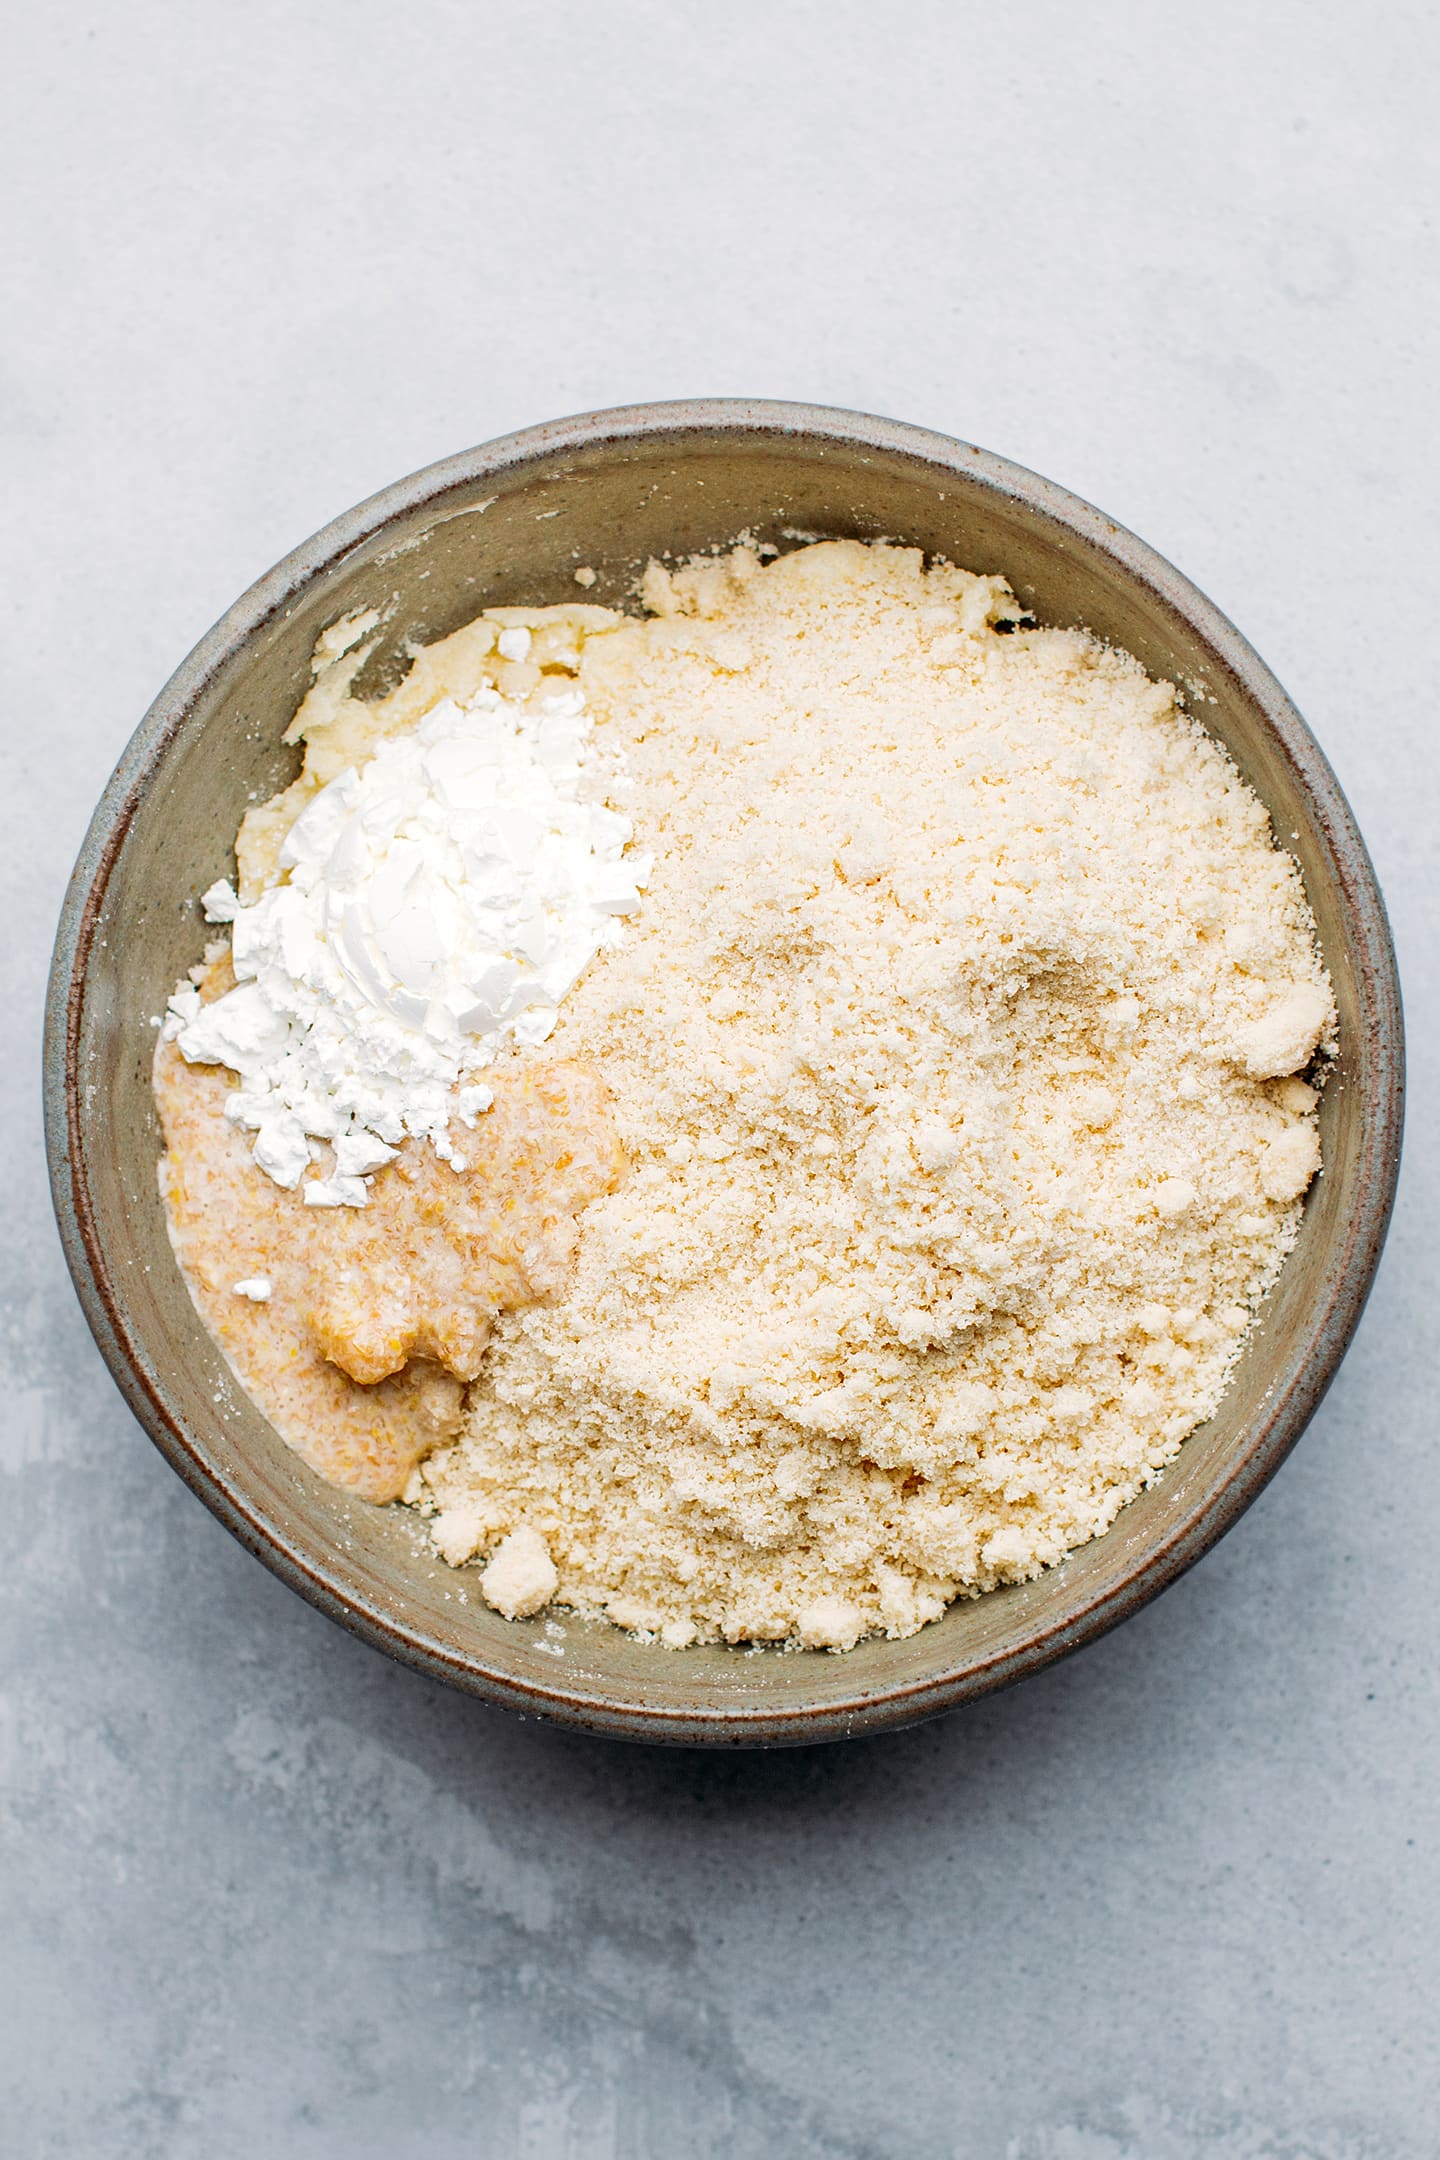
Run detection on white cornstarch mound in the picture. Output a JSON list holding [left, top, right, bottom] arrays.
[[165, 657, 649, 1203], [161, 539, 1335, 1650]]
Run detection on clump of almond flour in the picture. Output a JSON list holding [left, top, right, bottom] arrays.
[[408, 539, 1335, 1649]]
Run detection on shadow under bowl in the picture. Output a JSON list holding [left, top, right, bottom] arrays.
[[44, 400, 1404, 1746]]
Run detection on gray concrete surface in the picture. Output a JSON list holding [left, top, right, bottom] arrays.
[[6, 4, 1436, 2154]]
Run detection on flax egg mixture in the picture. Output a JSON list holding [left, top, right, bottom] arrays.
[[156, 539, 1334, 1649]]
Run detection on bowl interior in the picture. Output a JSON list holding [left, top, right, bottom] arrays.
[[53, 409, 1399, 1743]]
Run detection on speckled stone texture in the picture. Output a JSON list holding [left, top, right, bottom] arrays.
[[6, 3, 1436, 2154]]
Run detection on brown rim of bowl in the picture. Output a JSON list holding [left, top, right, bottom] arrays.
[[44, 399, 1405, 1746]]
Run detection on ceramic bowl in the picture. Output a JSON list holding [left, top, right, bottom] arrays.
[[45, 401, 1404, 1745]]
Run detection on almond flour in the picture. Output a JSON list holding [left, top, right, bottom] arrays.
[[408, 541, 1334, 1648]]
